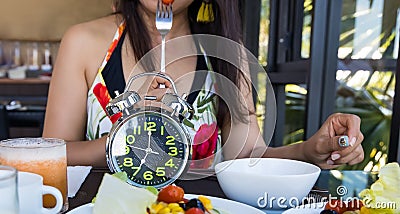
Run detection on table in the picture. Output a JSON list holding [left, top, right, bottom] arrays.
[[67, 168, 227, 211], [67, 168, 377, 213]]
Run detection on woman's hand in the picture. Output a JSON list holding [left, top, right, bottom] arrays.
[[302, 113, 364, 169], [136, 75, 172, 101]]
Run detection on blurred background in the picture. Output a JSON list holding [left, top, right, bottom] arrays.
[[0, 0, 112, 138], [0, 0, 399, 172], [252, 0, 400, 171]]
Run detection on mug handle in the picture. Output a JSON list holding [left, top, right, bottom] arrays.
[[41, 185, 63, 214]]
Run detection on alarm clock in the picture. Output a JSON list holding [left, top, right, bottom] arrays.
[[105, 72, 194, 188]]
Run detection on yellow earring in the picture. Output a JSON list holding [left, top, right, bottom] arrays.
[[197, 0, 214, 23]]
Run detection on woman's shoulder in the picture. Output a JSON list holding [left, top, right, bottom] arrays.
[[55, 15, 123, 86], [60, 15, 121, 49]]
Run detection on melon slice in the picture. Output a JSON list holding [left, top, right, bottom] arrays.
[[92, 173, 157, 214]]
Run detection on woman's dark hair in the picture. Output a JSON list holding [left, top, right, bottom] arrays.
[[113, 0, 250, 126]]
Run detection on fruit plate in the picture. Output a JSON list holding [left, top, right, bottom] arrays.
[[67, 194, 265, 214]]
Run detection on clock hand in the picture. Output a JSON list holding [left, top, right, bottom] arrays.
[[128, 145, 159, 155], [139, 152, 149, 168], [137, 132, 157, 169], [147, 131, 151, 149], [150, 150, 159, 155]]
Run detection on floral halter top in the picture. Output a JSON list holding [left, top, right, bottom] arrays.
[[86, 23, 222, 169]]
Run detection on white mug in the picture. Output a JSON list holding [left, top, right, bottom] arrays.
[[0, 165, 19, 214], [18, 172, 63, 214]]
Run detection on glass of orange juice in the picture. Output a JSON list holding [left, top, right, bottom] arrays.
[[0, 138, 68, 212]]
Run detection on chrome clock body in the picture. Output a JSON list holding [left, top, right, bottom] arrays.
[[105, 73, 193, 188]]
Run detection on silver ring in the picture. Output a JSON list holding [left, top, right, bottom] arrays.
[[338, 136, 349, 147]]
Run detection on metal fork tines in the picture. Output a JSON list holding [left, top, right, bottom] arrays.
[[156, 0, 173, 75]]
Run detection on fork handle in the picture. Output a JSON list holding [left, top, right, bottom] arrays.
[[159, 34, 166, 88]]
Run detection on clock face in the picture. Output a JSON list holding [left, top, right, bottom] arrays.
[[107, 110, 190, 188]]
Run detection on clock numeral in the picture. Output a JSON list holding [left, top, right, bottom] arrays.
[[160, 126, 164, 136], [168, 147, 178, 156], [165, 158, 175, 168], [126, 135, 135, 144], [125, 146, 130, 155], [134, 126, 141, 135], [165, 136, 175, 146], [132, 166, 140, 176], [144, 122, 156, 132], [156, 167, 165, 177], [143, 171, 153, 181], [123, 158, 133, 167]]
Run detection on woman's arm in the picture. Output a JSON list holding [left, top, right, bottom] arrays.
[[43, 25, 88, 141], [66, 137, 107, 167], [222, 102, 364, 169], [220, 63, 364, 169], [263, 113, 364, 169], [42, 19, 115, 167], [220, 72, 269, 160]]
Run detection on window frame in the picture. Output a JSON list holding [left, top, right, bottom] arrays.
[[243, 0, 400, 162]]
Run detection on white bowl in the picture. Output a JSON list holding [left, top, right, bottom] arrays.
[[215, 158, 321, 210]]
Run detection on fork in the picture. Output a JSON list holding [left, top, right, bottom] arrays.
[[306, 189, 329, 204], [156, 0, 173, 88]]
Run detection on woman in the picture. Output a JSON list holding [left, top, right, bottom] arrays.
[[42, 0, 364, 169]]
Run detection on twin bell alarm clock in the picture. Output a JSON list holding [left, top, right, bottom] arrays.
[[105, 72, 194, 189]]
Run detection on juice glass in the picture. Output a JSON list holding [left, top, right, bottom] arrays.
[[0, 138, 68, 212]]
